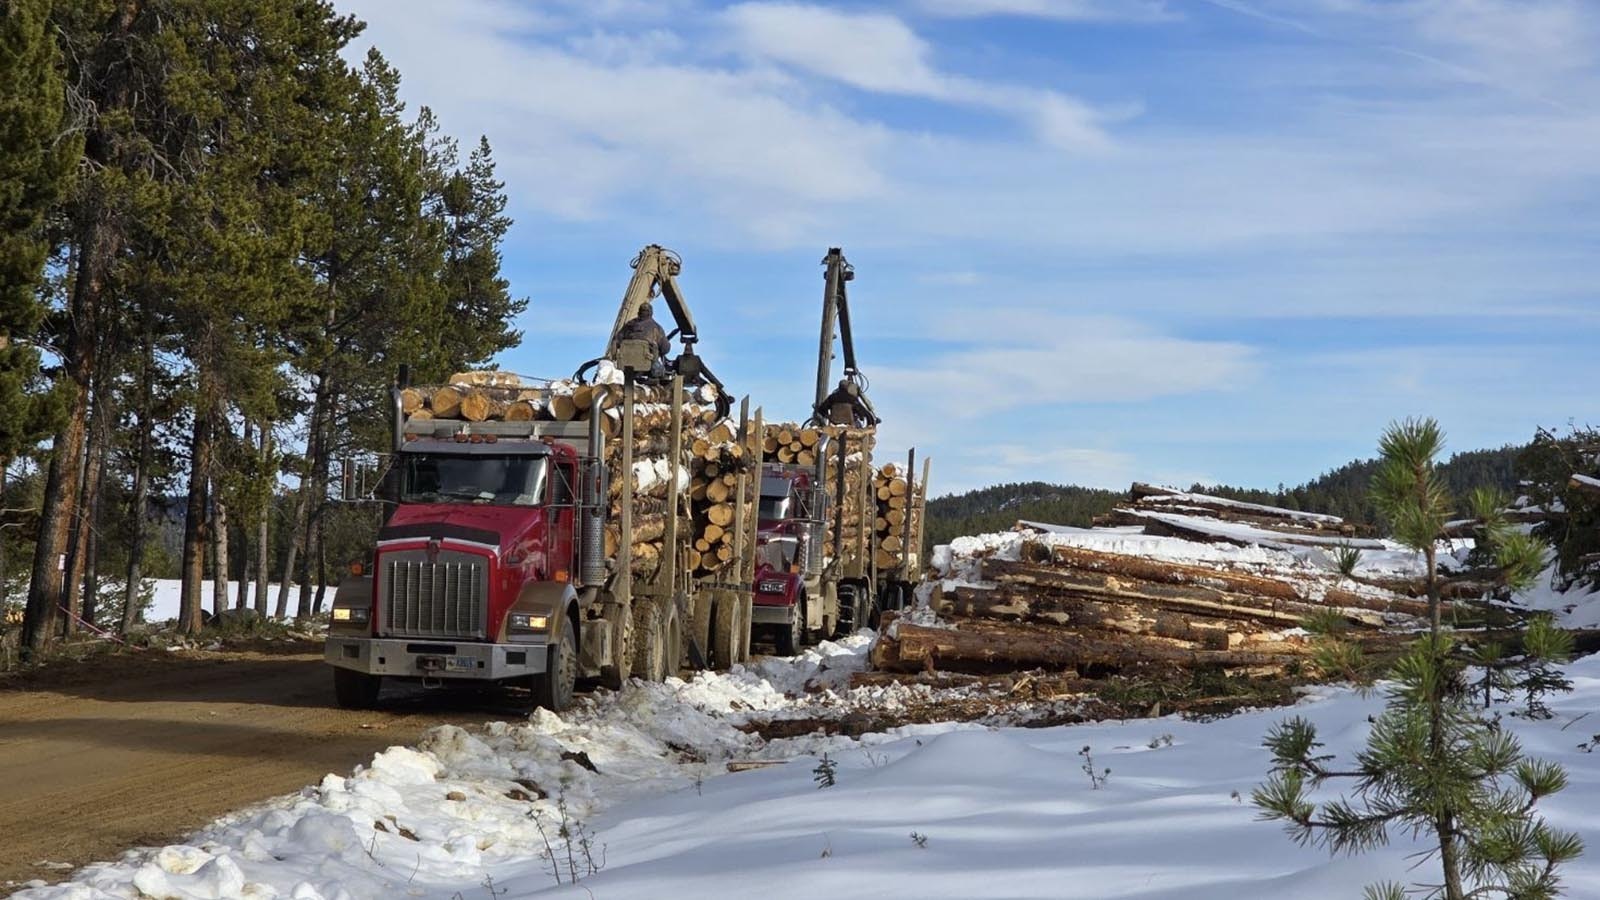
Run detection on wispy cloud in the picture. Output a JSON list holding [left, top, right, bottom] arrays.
[[914, 0, 1178, 24], [723, 2, 1114, 151]]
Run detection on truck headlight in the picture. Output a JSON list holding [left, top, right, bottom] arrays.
[[332, 607, 370, 624], [508, 612, 550, 632], [759, 579, 786, 593]]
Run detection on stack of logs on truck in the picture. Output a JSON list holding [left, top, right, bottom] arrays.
[[873, 483, 1437, 678], [760, 422, 928, 612], [403, 371, 758, 584]]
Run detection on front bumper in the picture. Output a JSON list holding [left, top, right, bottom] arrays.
[[750, 603, 794, 626], [324, 636, 549, 680]]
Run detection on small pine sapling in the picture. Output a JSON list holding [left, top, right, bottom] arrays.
[[910, 832, 928, 848], [1470, 640, 1513, 709], [1254, 636, 1582, 900], [813, 753, 837, 789], [1332, 543, 1363, 577], [1514, 616, 1574, 720]]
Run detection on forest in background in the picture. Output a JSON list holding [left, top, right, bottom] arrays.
[[0, 0, 525, 655], [924, 445, 1523, 550]]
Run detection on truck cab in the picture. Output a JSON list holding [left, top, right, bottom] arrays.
[[325, 431, 586, 711], [751, 464, 822, 654]]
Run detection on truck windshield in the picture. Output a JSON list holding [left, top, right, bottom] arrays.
[[758, 495, 791, 521], [401, 454, 547, 507]]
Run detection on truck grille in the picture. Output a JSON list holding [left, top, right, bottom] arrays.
[[379, 550, 488, 639]]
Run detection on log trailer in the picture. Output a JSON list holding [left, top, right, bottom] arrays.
[[748, 248, 929, 652], [325, 245, 760, 710]]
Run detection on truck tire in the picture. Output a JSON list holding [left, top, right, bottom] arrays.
[[631, 598, 666, 682], [774, 593, 802, 656], [530, 617, 577, 711], [710, 591, 745, 670], [333, 668, 382, 710], [663, 598, 683, 678], [599, 601, 633, 690]]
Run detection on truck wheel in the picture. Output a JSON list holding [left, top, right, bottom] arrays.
[[663, 598, 683, 678], [333, 668, 382, 710], [710, 592, 744, 670], [774, 594, 802, 656], [531, 618, 577, 711], [599, 602, 633, 690], [631, 599, 666, 682]]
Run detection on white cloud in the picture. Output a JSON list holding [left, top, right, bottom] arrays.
[[722, 2, 1113, 150], [339, 0, 896, 243], [870, 313, 1257, 414], [915, 0, 1178, 23]]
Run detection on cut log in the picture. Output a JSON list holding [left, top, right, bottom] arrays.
[[504, 399, 538, 421], [706, 503, 734, 527], [981, 557, 1386, 628], [430, 386, 464, 418], [871, 621, 1302, 675], [550, 394, 577, 421], [458, 390, 503, 422], [400, 388, 425, 414]]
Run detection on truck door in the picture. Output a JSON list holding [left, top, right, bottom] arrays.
[[548, 458, 578, 580]]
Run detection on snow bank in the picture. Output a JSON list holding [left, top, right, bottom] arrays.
[[27, 649, 1600, 899]]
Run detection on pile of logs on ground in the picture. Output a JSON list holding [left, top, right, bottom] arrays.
[[1094, 482, 1377, 545], [873, 533, 1429, 676]]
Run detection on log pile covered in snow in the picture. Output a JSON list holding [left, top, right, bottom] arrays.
[[875, 484, 1433, 677]]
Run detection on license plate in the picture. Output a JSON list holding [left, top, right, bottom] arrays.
[[445, 655, 475, 672]]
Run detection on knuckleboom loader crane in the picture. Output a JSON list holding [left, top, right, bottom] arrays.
[[747, 248, 927, 654]]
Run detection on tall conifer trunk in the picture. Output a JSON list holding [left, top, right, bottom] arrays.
[[122, 324, 154, 634], [255, 423, 271, 617]]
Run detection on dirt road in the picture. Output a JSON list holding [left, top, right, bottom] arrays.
[[0, 641, 513, 891]]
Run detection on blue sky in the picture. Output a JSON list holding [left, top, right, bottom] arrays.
[[336, 0, 1600, 496]]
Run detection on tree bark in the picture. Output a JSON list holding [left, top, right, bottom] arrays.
[[61, 386, 102, 635], [122, 325, 155, 634], [211, 496, 228, 619], [24, 255, 97, 652], [293, 374, 332, 622], [179, 389, 214, 634], [255, 422, 270, 616], [80, 423, 109, 628]]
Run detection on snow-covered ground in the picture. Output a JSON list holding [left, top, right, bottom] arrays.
[[143, 580, 303, 623], [18, 629, 1600, 900]]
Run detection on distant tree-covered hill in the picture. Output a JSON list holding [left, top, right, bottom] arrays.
[[923, 445, 1524, 551]]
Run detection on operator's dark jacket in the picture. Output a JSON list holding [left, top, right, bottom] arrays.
[[617, 311, 670, 358]]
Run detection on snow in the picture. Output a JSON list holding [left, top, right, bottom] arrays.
[[1123, 508, 1387, 552], [1138, 487, 1345, 525], [20, 638, 1600, 900], [1574, 473, 1600, 490], [144, 580, 303, 624]]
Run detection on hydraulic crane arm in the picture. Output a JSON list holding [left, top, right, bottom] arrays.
[[589, 244, 727, 411], [811, 247, 880, 427], [606, 244, 699, 359]]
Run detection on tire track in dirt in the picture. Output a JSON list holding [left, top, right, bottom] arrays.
[[0, 642, 515, 890]]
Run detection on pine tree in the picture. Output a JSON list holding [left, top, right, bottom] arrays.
[[0, 0, 76, 472], [1254, 419, 1582, 899]]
